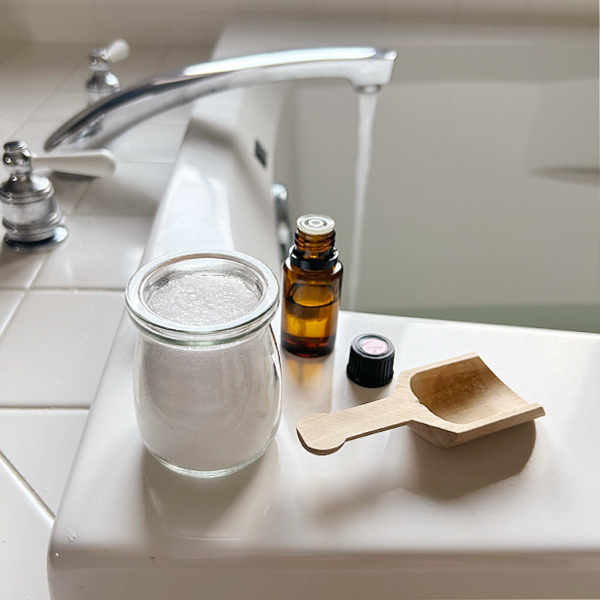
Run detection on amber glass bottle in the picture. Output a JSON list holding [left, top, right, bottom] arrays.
[[281, 214, 343, 357]]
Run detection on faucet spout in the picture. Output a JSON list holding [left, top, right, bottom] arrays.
[[44, 47, 396, 152]]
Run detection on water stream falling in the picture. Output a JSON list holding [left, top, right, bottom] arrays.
[[347, 92, 379, 311]]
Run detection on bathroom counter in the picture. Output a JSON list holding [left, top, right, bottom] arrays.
[[50, 307, 600, 599]]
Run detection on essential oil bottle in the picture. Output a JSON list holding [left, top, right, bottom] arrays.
[[281, 214, 343, 357]]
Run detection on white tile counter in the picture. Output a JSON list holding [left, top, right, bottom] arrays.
[[0, 42, 211, 598]]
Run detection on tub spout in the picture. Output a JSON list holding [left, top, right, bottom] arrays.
[[355, 85, 383, 94], [44, 47, 396, 152]]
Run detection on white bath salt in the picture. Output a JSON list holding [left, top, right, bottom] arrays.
[[135, 328, 281, 473], [146, 271, 260, 326]]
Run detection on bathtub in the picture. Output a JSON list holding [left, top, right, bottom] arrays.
[[240, 22, 599, 332], [48, 20, 600, 600], [147, 20, 599, 335]]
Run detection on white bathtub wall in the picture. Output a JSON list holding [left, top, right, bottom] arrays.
[[271, 22, 599, 332], [0, 0, 596, 45]]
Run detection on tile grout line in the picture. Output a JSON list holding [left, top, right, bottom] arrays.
[[0, 287, 28, 343], [69, 178, 93, 214], [27, 287, 126, 293], [0, 448, 55, 521], [0, 406, 90, 411]]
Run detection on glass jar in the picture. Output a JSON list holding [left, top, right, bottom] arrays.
[[125, 250, 281, 477]]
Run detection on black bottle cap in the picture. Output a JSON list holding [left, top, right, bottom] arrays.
[[346, 334, 395, 388]]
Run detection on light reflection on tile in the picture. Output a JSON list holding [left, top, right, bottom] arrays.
[[0, 290, 125, 407], [0, 461, 52, 600], [109, 122, 188, 163], [0, 291, 24, 334], [0, 408, 88, 514], [76, 162, 174, 217], [32, 215, 152, 289], [0, 242, 47, 290], [29, 91, 87, 123]]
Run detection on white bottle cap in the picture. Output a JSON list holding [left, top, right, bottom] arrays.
[[297, 214, 335, 236]]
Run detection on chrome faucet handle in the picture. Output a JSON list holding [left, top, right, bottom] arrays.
[[0, 141, 116, 252], [101, 38, 130, 64], [86, 38, 130, 103], [32, 148, 117, 178], [1, 141, 67, 252]]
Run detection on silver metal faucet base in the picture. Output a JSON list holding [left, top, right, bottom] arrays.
[[4, 225, 68, 253]]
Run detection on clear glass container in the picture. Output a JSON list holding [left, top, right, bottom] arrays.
[[125, 250, 281, 477]]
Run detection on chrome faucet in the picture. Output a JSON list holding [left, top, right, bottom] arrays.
[[85, 38, 130, 104], [44, 47, 396, 152], [1, 141, 116, 251]]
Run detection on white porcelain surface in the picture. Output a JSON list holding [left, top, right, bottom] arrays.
[[50, 311, 600, 599], [76, 163, 174, 217], [0, 43, 84, 92], [0, 290, 125, 407], [109, 121, 188, 164], [21, 8, 96, 45], [94, 11, 171, 46], [0, 244, 46, 289], [29, 92, 87, 123], [0, 44, 87, 69], [0, 290, 23, 332], [106, 45, 173, 82], [267, 26, 599, 319], [0, 68, 72, 93], [148, 104, 195, 125], [48, 173, 93, 215], [7, 120, 66, 155], [0, 90, 49, 139], [0, 460, 52, 600], [0, 1, 596, 47], [32, 216, 151, 289], [158, 45, 213, 73], [0, 408, 88, 514]]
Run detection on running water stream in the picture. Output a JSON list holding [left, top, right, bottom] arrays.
[[347, 92, 379, 311]]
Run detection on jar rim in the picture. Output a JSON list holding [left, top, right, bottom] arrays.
[[125, 250, 279, 344]]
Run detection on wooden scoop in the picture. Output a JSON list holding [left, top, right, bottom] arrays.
[[297, 353, 545, 455]]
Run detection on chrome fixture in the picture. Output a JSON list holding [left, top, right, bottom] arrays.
[[1, 141, 117, 252], [45, 47, 397, 152], [86, 38, 130, 104], [272, 183, 292, 262], [1, 141, 67, 251]]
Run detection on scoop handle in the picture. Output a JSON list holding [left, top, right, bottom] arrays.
[[297, 394, 424, 455]]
